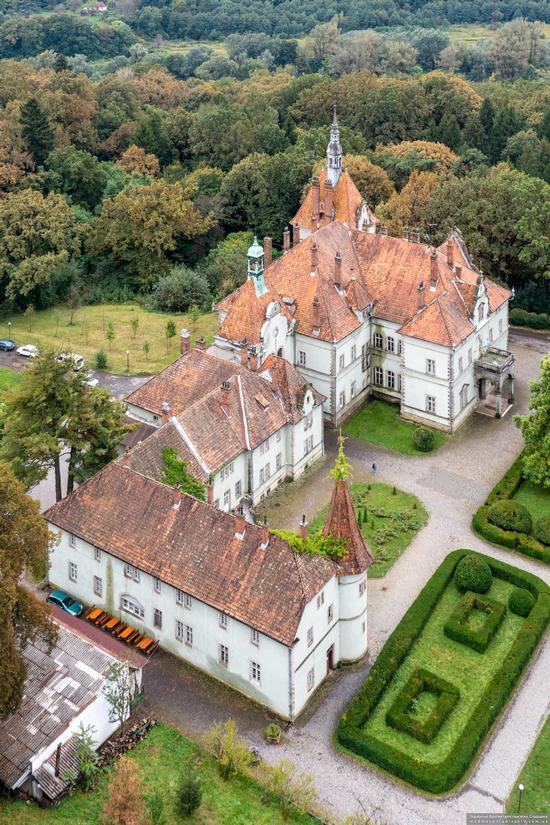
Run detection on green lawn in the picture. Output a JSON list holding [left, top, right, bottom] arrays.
[[308, 482, 427, 577], [0, 366, 21, 399], [507, 714, 550, 814], [0, 304, 218, 376], [513, 480, 550, 522], [343, 400, 447, 456], [0, 723, 318, 825]]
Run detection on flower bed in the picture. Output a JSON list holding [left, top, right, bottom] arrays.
[[336, 549, 550, 794]]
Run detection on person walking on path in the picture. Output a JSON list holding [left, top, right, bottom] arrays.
[[372, 461, 377, 475]]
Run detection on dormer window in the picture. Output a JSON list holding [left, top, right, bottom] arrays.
[[478, 304, 485, 323]]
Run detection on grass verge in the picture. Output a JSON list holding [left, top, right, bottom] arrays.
[[0, 723, 319, 825], [506, 714, 550, 814], [308, 482, 427, 577], [336, 549, 550, 794], [0, 303, 218, 375], [343, 400, 447, 456], [0, 366, 21, 399]]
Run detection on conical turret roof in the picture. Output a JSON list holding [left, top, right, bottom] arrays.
[[323, 478, 373, 576]]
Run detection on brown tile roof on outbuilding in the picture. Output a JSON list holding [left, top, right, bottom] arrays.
[[45, 463, 337, 647]]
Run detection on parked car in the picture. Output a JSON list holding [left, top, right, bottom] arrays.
[[85, 371, 99, 387], [16, 344, 39, 358], [0, 339, 16, 351], [47, 589, 84, 617], [57, 352, 85, 371]]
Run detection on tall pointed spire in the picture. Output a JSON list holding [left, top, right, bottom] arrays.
[[327, 106, 342, 187]]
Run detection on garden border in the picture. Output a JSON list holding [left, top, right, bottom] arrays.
[[472, 453, 550, 565], [386, 667, 460, 744], [336, 549, 550, 794], [443, 592, 506, 654]]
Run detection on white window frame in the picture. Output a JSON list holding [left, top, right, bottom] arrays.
[[219, 643, 229, 667], [121, 594, 144, 620], [374, 366, 383, 386], [339, 390, 345, 409], [69, 561, 77, 582], [251, 628, 260, 646], [93, 575, 102, 597], [327, 604, 334, 624], [250, 660, 261, 683], [458, 356, 463, 373], [69, 533, 76, 548], [351, 344, 357, 360], [176, 589, 184, 606], [373, 332, 382, 349], [154, 608, 162, 629], [359, 579, 366, 597], [339, 354, 345, 370], [223, 489, 231, 509], [307, 627, 313, 648], [386, 370, 395, 390], [426, 358, 436, 376], [94, 547, 101, 562], [185, 593, 192, 609], [351, 381, 356, 398], [154, 577, 161, 594], [235, 479, 242, 498], [426, 395, 436, 414], [176, 619, 184, 642], [219, 612, 228, 629], [185, 624, 193, 647], [387, 336, 395, 353], [298, 350, 306, 366], [307, 667, 314, 692], [276, 452, 282, 471]]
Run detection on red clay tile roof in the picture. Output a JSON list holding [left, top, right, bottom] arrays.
[[291, 170, 368, 232], [124, 421, 210, 483], [323, 479, 373, 575], [260, 354, 325, 424], [216, 279, 290, 346], [45, 462, 337, 646]]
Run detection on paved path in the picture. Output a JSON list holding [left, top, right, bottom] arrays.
[[142, 330, 550, 824]]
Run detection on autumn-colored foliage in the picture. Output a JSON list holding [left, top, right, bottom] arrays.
[[101, 756, 151, 825], [117, 145, 160, 177], [375, 140, 458, 173]]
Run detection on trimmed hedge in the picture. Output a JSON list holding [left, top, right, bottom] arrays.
[[386, 668, 460, 744], [444, 592, 506, 653], [487, 500, 532, 534], [485, 454, 524, 506], [509, 588, 536, 617], [336, 549, 550, 794], [534, 516, 550, 547], [454, 554, 493, 594], [509, 308, 550, 330]]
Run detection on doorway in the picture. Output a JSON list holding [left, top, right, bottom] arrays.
[[326, 645, 334, 675]]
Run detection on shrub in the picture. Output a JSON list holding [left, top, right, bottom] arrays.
[[487, 500, 532, 534], [517, 534, 550, 564], [386, 668, 459, 744], [149, 265, 211, 312], [509, 588, 536, 617], [444, 592, 506, 653], [485, 454, 524, 505], [509, 307, 550, 330], [413, 426, 436, 452], [179, 769, 202, 815], [203, 719, 251, 780], [94, 349, 108, 370], [336, 549, 550, 793], [472, 506, 519, 549], [534, 516, 550, 546], [265, 722, 282, 743], [454, 554, 492, 594]]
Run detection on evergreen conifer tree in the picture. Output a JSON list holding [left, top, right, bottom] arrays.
[[20, 98, 54, 168]]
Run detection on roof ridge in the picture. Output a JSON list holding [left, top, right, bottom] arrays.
[[170, 416, 211, 476]]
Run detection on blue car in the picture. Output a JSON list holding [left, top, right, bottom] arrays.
[[47, 589, 84, 617]]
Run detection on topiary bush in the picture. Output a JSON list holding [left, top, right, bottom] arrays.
[[454, 554, 493, 594], [386, 668, 459, 744], [487, 500, 532, 535], [413, 426, 436, 452], [534, 516, 550, 546], [444, 592, 506, 653], [509, 588, 536, 617]]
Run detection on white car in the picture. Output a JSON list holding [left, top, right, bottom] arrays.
[[57, 352, 85, 371], [16, 344, 38, 358], [85, 371, 99, 387]]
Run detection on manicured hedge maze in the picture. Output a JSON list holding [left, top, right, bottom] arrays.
[[444, 592, 506, 653], [336, 549, 550, 793], [386, 668, 460, 744]]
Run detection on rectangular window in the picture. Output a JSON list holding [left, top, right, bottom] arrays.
[[223, 489, 230, 509], [250, 661, 261, 683], [489, 327, 493, 342], [374, 366, 383, 386], [339, 390, 345, 409], [316, 591, 324, 608], [307, 627, 313, 648], [154, 608, 162, 629], [359, 579, 366, 597], [260, 468, 265, 484], [184, 593, 192, 609], [276, 429, 282, 442], [351, 381, 356, 398], [327, 604, 334, 624], [458, 356, 463, 373], [387, 336, 395, 353], [426, 395, 436, 414], [175, 619, 184, 641], [185, 624, 193, 646], [219, 644, 229, 667], [298, 350, 306, 366], [339, 354, 345, 370], [69, 533, 76, 548], [307, 667, 314, 692], [276, 453, 282, 471], [386, 370, 395, 390], [219, 612, 228, 629], [69, 561, 77, 582], [251, 628, 260, 646], [94, 547, 101, 562], [351, 344, 357, 360], [468, 348, 472, 364], [235, 480, 242, 498], [499, 318, 503, 334], [361, 344, 367, 372], [93, 575, 102, 597], [373, 333, 382, 349], [154, 577, 161, 594], [122, 595, 144, 619], [176, 589, 184, 606], [397, 340, 402, 355], [265, 462, 271, 480], [124, 563, 140, 582], [426, 359, 436, 375]]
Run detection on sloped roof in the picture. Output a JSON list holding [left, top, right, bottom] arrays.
[[323, 479, 373, 575], [291, 169, 369, 232], [216, 278, 290, 346], [45, 462, 337, 646], [125, 420, 210, 483], [260, 354, 325, 424]]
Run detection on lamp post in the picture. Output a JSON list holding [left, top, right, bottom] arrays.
[[7, 320, 11, 340], [126, 350, 130, 374], [518, 783, 525, 814]]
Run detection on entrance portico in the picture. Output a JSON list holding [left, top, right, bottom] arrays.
[[475, 346, 515, 419]]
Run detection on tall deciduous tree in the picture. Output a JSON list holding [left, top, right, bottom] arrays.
[[515, 355, 550, 488], [0, 461, 57, 717], [20, 97, 54, 167]]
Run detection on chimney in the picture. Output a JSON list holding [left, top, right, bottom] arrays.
[[410, 227, 420, 243], [403, 226, 410, 241], [195, 337, 205, 351], [180, 328, 190, 356], [311, 176, 320, 225], [234, 516, 246, 539], [221, 378, 231, 402], [455, 264, 462, 279], [293, 222, 300, 246], [54, 742, 62, 778], [311, 241, 318, 271], [447, 238, 454, 268], [334, 251, 342, 286], [249, 351, 258, 371], [379, 224, 388, 236], [263, 236, 272, 268], [430, 247, 438, 289], [259, 526, 270, 550], [283, 226, 290, 253], [240, 345, 248, 368], [417, 281, 425, 310], [161, 400, 170, 424], [324, 179, 333, 222], [299, 514, 308, 541], [207, 483, 214, 505]]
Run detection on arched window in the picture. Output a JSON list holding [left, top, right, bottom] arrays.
[[478, 303, 485, 323]]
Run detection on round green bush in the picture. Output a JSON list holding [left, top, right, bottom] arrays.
[[534, 516, 550, 546], [413, 427, 436, 452], [486, 500, 532, 535], [508, 587, 536, 617], [94, 349, 108, 370], [454, 554, 493, 594]]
